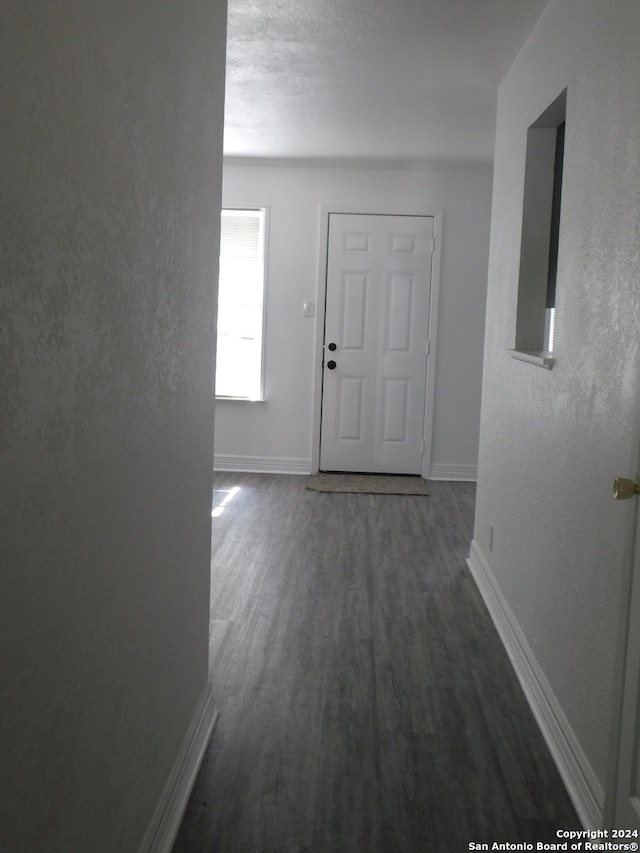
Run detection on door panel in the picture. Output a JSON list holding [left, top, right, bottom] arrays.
[[341, 272, 369, 350], [386, 275, 414, 352], [320, 213, 434, 474], [382, 378, 410, 442], [336, 376, 365, 441], [344, 230, 372, 254]]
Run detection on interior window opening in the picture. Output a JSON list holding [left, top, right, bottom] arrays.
[[513, 90, 566, 364]]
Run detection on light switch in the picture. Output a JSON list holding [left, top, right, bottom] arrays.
[[303, 299, 314, 317]]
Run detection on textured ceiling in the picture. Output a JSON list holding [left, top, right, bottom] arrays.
[[224, 0, 550, 163]]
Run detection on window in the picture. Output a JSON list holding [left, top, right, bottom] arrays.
[[544, 120, 564, 354], [513, 90, 566, 365], [215, 208, 267, 400]]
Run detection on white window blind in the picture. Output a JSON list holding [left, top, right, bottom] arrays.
[[215, 209, 266, 400], [220, 214, 261, 259]]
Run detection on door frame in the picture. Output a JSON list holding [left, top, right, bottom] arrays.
[[604, 395, 640, 827], [310, 204, 443, 477]]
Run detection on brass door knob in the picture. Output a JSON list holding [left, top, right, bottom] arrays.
[[613, 478, 640, 500]]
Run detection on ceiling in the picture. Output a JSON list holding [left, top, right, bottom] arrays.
[[223, 0, 550, 163]]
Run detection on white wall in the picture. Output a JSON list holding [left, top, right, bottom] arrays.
[[469, 0, 640, 827], [0, 2, 227, 850], [216, 160, 493, 479]]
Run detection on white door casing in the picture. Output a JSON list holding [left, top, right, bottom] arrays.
[[609, 482, 640, 829], [320, 213, 434, 474]]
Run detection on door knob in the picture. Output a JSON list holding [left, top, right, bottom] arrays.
[[328, 342, 337, 351], [327, 360, 337, 370], [613, 478, 640, 500]]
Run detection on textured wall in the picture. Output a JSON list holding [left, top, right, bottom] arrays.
[[217, 160, 492, 477], [0, 2, 227, 850], [473, 0, 640, 788]]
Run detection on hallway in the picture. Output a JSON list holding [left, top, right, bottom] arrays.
[[172, 474, 579, 852]]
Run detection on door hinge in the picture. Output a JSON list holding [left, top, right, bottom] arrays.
[[421, 441, 425, 456], [426, 340, 430, 356]]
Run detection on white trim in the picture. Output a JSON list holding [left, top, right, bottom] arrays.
[[467, 539, 603, 830], [429, 463, 477, 482], [215, 396, 267, 403], [603, 442, 640, 827], [311, 204, 443, 477], [138, 685, 218, 853], [422, 211, 442, 480], [509, 349, 555, 369], [214, 454, 311, 475]]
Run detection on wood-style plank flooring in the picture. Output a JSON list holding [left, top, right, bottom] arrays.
[[172, 473, 580, 853]]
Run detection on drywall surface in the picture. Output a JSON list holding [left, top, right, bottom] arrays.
[[217, 160, 492, 476], [224, 0, 550, 162], [0, 2, 227, 850], [473, 0, 640, 788]]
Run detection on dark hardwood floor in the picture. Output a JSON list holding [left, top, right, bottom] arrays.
[[172, 473, 580, 853]]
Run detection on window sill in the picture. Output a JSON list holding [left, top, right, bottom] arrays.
[[215, 395, 266, 402], [509, 349, 555, 370]]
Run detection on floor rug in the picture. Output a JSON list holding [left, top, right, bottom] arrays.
[[306, 473, 429, 495]]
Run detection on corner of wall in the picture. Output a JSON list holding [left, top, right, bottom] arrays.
[[467, 540, 603, 830], [138, 687, 218, 853]]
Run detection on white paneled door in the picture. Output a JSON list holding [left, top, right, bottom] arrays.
[[320, 213, 434, 474]]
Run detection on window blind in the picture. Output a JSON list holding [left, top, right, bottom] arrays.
[[220, 213, 261, 260]]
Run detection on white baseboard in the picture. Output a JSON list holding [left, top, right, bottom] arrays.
[[214, 454, 311, 475], [214, 455, 477, 480], [429, 463, 477, 481], [467, 539, 603, 830], [138, 685, 218, 853]]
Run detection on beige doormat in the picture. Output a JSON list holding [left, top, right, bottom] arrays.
[[306, 473, 429, 495]]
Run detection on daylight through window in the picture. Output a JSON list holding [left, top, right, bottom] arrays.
[[215, 208, 267, 400]]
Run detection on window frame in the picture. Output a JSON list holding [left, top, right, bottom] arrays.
[[215, 206, 269, 402], [511, 89, 567, 369]]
